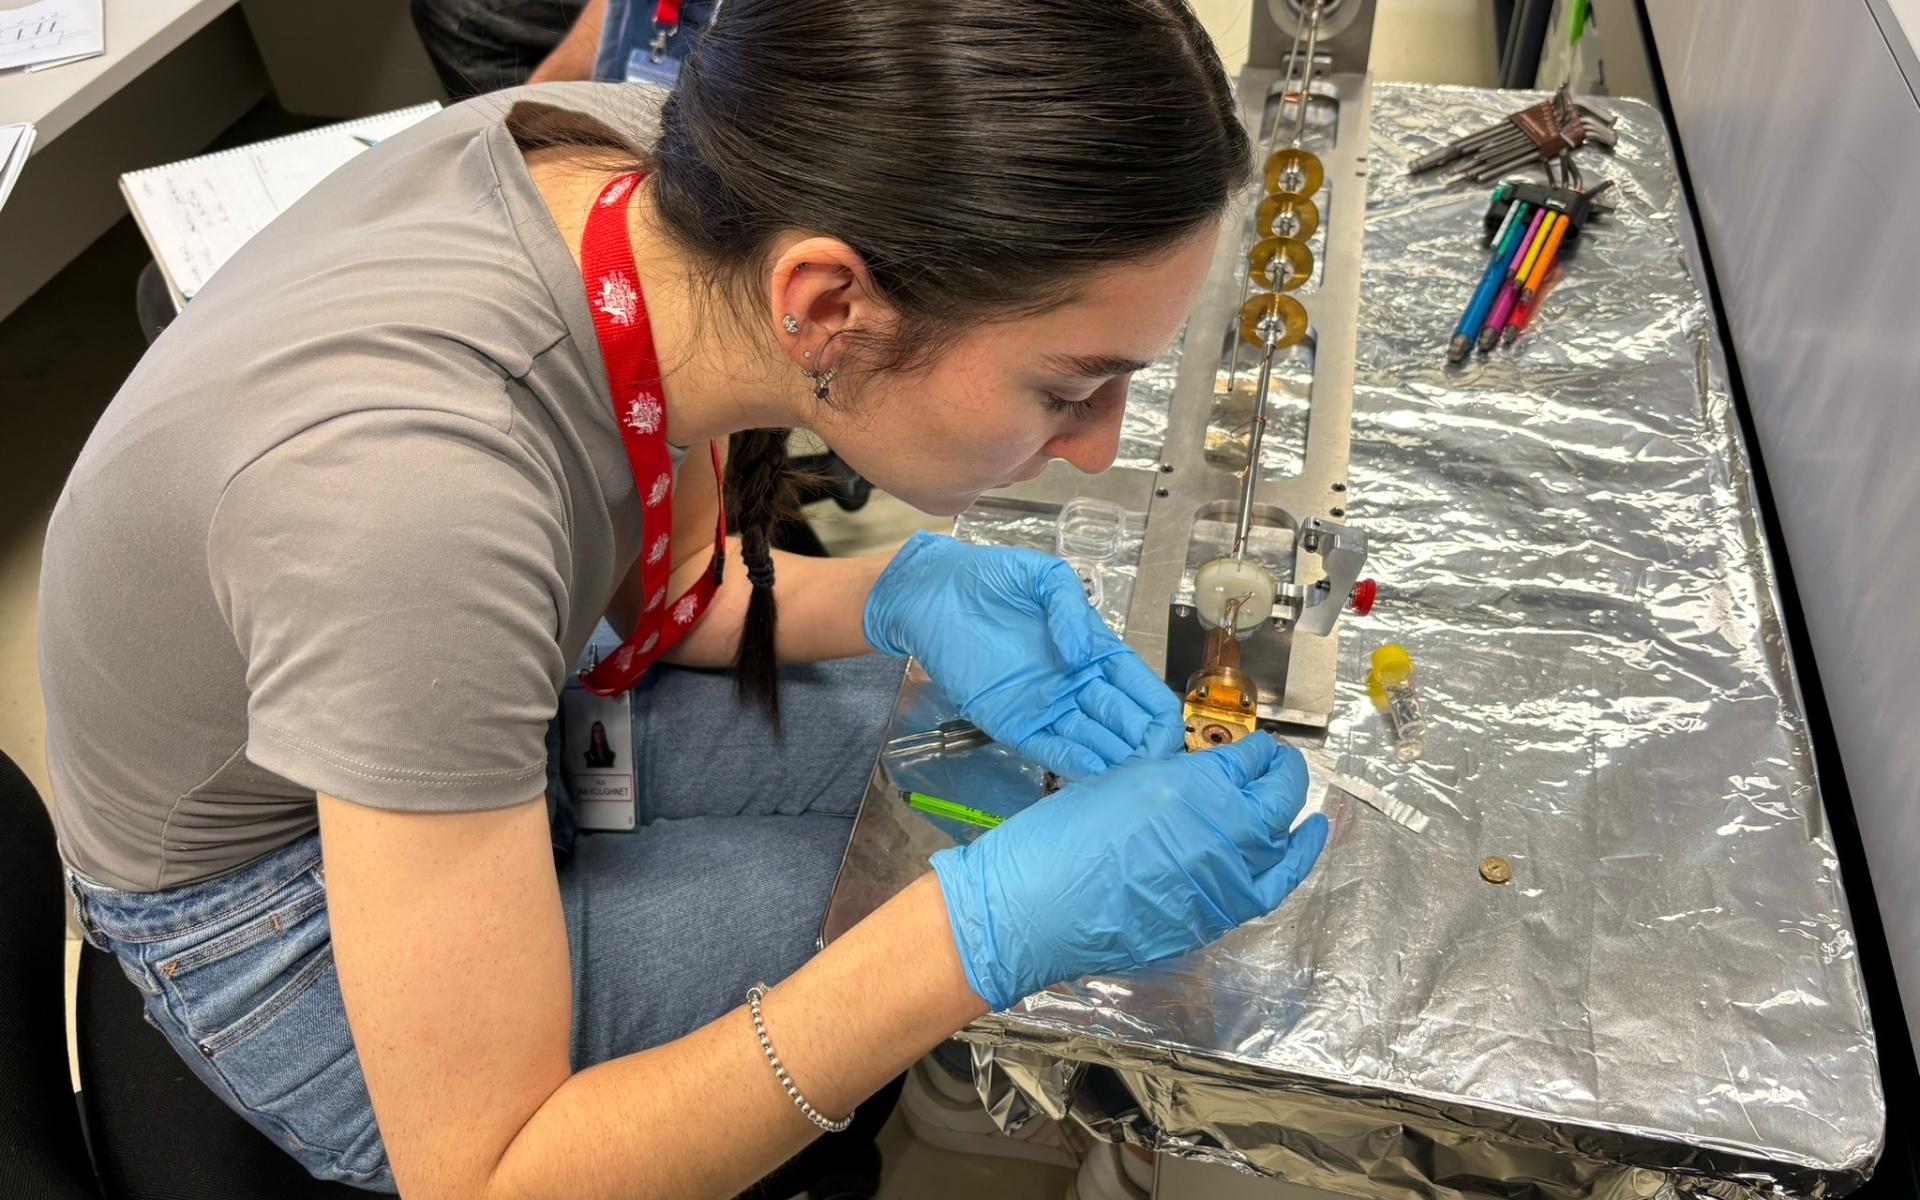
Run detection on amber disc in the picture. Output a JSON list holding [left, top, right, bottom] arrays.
[[1238, 292, 1308, 349], [1263, 146, 1324, 198], [1249, 235, 1314, 292], [1257, 191, 1320, 241]]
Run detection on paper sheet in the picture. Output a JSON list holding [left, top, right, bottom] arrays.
[[0, 0, 103, 73], [120, 103, 440, 306]]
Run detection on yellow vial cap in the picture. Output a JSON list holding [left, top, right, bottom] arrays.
[[1366, 643, 1414, 708]]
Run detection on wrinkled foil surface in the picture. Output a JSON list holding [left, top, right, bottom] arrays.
[[834, 84, 1885, 1198]]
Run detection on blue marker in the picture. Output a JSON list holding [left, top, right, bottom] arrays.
[[1450, 201, 1529, 363]]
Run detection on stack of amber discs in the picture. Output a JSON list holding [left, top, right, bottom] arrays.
[[1240, 127, 1321, 348]]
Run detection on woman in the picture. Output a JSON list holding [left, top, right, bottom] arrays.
[[40, 2, 1329, 1196], [583, 719, 617, 769]]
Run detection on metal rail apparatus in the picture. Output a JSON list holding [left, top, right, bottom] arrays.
[[988, 0, 1380, 741]]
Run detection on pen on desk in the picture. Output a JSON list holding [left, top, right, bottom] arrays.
[[1450, 201, 1529, 362], [900, 789, 1005, 830]]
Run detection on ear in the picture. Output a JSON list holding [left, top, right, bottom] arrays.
[[767, 235, 894, 377]]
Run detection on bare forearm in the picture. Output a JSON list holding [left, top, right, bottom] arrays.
[[646, 537, 890, 668], [488, 874, 983, 1200], [528, 0, 607, 83]]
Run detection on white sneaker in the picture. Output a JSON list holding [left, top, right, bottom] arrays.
[[899, 1056, 1078, 1168], [1066, 1141, 1154, 1200]]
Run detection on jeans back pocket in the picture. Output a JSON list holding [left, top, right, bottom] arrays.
[[152, 869, 388, 1183]]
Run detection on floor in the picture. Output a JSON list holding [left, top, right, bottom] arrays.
[[3, 3, 1496, 1196]]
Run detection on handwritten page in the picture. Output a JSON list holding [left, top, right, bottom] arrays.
[[0, 123, 33, 215], [0, 0, 104, 73], [119, 103, 441, 308]]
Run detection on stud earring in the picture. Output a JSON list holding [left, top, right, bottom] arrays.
[[781, 314, 800, 334]]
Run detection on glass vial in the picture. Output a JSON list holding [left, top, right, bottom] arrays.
[[1366, 643, 1426, 761]]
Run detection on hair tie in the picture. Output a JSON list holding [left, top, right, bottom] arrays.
[[744, 543, 778, 590]]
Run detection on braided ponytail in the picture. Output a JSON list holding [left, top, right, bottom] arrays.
[[728, 428, 796, 727]]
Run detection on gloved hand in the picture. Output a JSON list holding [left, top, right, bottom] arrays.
[[865, 532, 1182, 778], [930, 733, 1329, 1010]]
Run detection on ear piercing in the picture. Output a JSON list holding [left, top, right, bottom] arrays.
[[809, 366, 838, 403], [782, 314, 800, 334]]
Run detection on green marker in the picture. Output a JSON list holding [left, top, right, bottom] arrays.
[[900, 789, 1005, 830]]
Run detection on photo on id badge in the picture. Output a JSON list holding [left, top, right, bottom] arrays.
[[562, 681, 636, 830]]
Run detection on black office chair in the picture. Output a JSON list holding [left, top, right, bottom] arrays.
[[0, 754, 95, 1200], [0, 748, 366, 1200]]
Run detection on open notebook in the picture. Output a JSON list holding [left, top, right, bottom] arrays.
[[120, 103, 442, 310]]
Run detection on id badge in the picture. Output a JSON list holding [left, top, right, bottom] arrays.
[[561, 674, 636, 831]]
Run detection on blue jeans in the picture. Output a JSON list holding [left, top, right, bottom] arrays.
[[66, 652, 904, 1191]]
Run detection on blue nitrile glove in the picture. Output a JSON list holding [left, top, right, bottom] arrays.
[[930, 733, 1329, 1010], [864, 532, 1183, 779]]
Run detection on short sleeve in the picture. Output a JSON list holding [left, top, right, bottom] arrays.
[[207, 409, 571, 812]]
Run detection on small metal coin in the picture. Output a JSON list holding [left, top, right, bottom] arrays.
[[1479, 856, 1513, 885]]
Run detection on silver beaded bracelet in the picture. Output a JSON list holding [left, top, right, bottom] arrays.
[[746, 984, 854, 1134]]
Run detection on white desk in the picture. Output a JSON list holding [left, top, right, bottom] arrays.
[[0, 0, 441, 321], [0, 0, 240, 146]]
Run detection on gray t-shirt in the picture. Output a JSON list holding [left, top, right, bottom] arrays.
[[40, 84, 682, 891]]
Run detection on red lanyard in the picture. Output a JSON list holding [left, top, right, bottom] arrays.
[[577, 171, 725, 697]]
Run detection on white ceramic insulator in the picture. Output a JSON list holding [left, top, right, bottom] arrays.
[[1193, 557, 1277, 633]]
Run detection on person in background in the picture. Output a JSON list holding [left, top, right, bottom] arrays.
[[410, 0, 589, 99], [519, 0, 712, 87]]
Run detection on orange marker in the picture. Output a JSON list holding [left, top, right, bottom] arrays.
[[1521, 214, 1571, 306]]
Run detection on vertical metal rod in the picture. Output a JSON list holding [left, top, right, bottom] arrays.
[[1288, 2, 1326, 146], [1232, 339, 1281, 559], [1265, 15, 1309, 161]]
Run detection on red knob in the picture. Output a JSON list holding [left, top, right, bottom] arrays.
[[1349, 579, 1377, 616]]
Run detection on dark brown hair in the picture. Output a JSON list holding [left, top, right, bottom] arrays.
[[518, 0, 1251, 725]]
